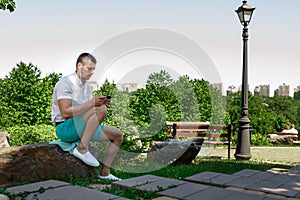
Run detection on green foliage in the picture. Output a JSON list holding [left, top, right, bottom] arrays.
[[107, 71, 228, 151], [250, 133, 272, 146], [171, 75, 199, 121], [294, 91, 300, 100], [0, 0, 16, 12], [0, 62, 61, 129], [146, 69, 174, 87], [190, 79, 213, 122], [2, 62, 300, 148], [4, 124, 58, 146], [227, 92, 300, 145]]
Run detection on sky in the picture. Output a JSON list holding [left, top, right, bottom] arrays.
[[1, 0, 300, 96]]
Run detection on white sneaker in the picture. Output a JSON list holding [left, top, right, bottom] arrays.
[[99, 174, 122, 181], [73, 148, 100, 167]]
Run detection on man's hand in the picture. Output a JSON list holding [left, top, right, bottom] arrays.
[[93, 94, 107, 107], [104, 96, 111, 107]]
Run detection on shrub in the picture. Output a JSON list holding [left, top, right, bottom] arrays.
[[5, 124, 58, 146], [250, 133, 272, 146]]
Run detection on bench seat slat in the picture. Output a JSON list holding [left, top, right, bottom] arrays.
[[204, 141, 232, 145]]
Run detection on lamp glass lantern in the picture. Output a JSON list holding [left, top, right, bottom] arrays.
[[236, 1, 255, 26]]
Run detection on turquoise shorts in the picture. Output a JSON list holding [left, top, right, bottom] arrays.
[[55, 115, 104, 143]]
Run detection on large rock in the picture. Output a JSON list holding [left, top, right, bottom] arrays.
[[267, 134, 295, 145], [147, 138, 204, 165], [0, 143, 98, 187]]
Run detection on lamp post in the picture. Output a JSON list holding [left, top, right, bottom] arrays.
[[234, 1, 255, 160]]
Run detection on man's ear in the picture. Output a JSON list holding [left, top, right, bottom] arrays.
[[78, 63, 83, 70]]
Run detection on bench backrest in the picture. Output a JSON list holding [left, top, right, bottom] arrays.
[[166, 121, 232, 138]]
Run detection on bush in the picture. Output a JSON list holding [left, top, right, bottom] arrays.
[[250, 133, 272, 146], [5, 124, 58, 146]]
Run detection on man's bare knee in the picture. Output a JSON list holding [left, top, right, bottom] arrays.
[[115, 129, 123, 142], [95, 105, 107, 118]]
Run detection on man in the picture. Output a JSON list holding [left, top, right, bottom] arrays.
[[282, 125, 290, 133], [51, 53, 123, 181], [290, 124, 298, 134]]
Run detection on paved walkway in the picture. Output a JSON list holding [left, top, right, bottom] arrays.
[[4, 166, 300, 199], [204, 146, 300, 164]]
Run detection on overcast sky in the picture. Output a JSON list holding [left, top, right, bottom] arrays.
[[1, 0, 299, 96]]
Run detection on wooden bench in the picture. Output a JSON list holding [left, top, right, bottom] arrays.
[[166, 121, 233, 159]]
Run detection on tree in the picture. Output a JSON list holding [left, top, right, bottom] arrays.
[[171, 75, 199, 121], [190, 78, 212, 122], [0, 62, 61, 128], [294, 91, 300, 100], [0, 0, 16, 12], [146, 69, 174, 87]]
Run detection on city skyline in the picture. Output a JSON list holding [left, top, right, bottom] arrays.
[[0, 0, 299, 96]]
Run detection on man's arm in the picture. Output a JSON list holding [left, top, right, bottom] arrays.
[[58, 94, 107, 119]]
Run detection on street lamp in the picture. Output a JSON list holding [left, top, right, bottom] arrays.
[[234, 0, 255, 160]]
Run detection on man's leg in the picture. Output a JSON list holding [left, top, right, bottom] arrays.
[[76, 105, 107, 153], [99, 125, 123, 176]]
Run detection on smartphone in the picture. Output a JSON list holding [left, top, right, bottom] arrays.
[[104, 95, 111, 99]]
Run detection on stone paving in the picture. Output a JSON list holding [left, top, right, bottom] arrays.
[[3, 166, 300, 199]]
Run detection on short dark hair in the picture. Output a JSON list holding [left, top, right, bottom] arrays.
[[76, 53, 97, 67]]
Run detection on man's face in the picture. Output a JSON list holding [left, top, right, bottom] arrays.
[[78, 59, 96, 81]]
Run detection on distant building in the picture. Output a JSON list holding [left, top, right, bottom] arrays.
[[117, 83, 138, 92], [254, 85, 270, 97], [278, 83, 289, 96], [226, 85, 240, 95], [211, 83, 223, 93]]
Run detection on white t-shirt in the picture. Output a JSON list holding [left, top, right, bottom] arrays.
[[290, 128, 298, 134], [51, 72, 93, 122]]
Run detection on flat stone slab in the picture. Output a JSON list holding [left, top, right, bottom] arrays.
[[112, 175, 163, 188], [136, 178, 185, 192], [227, 176, 267, 188], [152, 197, 179, 200], [258, 181, 300, 198], [26, 185, 123, 200], [6, 180, 69, 194], [204, 173, 240, 186], [113, 175, 185, 192], [232, 169, 262, 177], [250, 171, 277, 180], [186, 169, 300, 198], [6, 180, 129, 200], [267, 173, 295, 183], [246, 179, 284, 191], [222, 190, 272, 200], [159, 180, 273, 200], [183, 186, 235, 200], [184, 171, 222, 183], [185, 171, 244, 186], [158, 182, 210, 199], [288, 166, 300, 176]]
